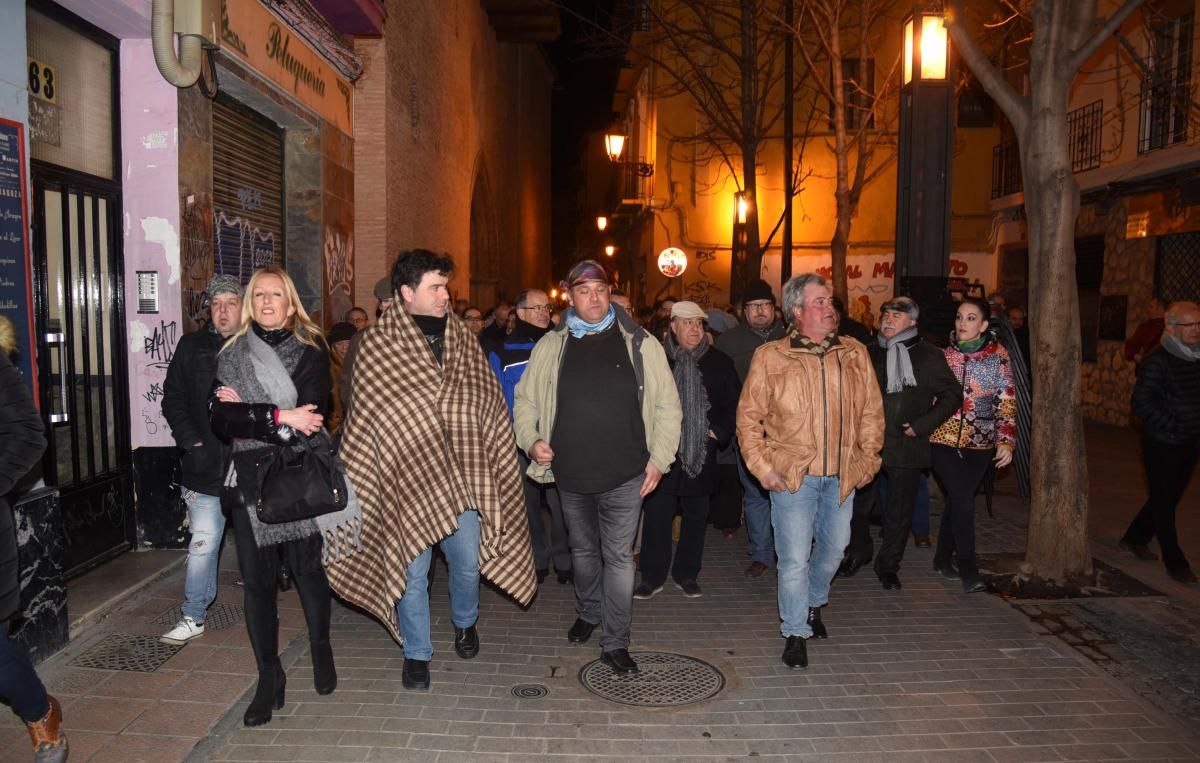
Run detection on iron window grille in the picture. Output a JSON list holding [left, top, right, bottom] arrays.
[[621, 161, 652, 201], [1068, 100, 1103, 172], [991, 140, 1022, 199], [1156, 232, 1200, 305], [1139, 64, 1194, 153]]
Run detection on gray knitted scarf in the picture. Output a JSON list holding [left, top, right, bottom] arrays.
[[1162, 332, 1200, 362], [219, 328, 362, 562], [668, 334, 711, 479], [877, 326, 920, 393]]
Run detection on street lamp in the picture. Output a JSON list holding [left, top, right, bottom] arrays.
[[603, 130, 654, 177], [895, 5, 953, 288], [605, 245, 617, 257], [596, 215, 608, 231]]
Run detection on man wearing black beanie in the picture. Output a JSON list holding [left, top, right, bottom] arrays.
[[716, 279, 787, 578]]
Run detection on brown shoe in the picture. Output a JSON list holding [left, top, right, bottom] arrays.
[[744, 561, 769, 578], [27, 695, 68, 763], [1118, 540, 1159, 561], [913, 533, 931, 548]]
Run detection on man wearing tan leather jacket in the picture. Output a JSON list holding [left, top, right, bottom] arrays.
[[736, 273, 884, 670]]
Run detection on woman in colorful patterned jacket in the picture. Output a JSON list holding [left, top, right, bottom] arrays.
[[929, 297, 1016, 593]]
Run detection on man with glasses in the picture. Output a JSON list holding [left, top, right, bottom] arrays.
[[715, 278, 788, 578], [1121, 301, 1200, 584], [463, 306, 484, 337], [488, 290, 572, 585]]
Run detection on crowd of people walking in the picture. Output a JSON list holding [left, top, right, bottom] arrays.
[[3, 246, 1187, 755]]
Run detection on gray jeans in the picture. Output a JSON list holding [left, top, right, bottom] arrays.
[[558, 474, 643, 651]]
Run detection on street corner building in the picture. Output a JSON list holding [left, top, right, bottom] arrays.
[[326, 299, 538, 643]]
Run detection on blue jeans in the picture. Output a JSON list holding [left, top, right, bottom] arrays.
[[736, 447, 774, 566], [396, 510, 480, 661], [771, 476, 853, 638], [558, 474, 643, 652], [181, 489, 225, 622]]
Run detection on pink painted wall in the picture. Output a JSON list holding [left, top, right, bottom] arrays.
[[120, 39, 181, 449]]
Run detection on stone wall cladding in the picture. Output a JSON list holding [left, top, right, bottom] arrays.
[[1077, 201, 1155, 426]]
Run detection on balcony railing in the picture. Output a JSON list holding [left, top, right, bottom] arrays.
[[1139, 64, 1193, 153], [620, 161, 652, 203], [1068, 100, 1103, 172], [992, 100, 1104, 199], [992, 141, 1022, 199]]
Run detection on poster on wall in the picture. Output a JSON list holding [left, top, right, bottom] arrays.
[[0, 119, 38, 402]]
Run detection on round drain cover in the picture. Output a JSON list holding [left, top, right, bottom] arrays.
[[511, 684, 549, 699], [579, 651, 724, 707]]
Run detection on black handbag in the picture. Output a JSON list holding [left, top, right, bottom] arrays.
[[254, 434, 348, 523]]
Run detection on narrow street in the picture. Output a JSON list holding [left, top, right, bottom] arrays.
[[0, 425, 1195, 762]]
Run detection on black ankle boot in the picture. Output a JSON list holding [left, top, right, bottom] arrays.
[[312, 641, 337, 695], [807, 607, 828, 639], [243, 663, 286, 727]]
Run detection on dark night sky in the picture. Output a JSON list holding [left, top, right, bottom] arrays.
[[545, 0, 622, 277]]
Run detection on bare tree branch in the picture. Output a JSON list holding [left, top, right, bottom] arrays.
[[946, 0, 1031, 130], [1066, 0, 1147, 74]]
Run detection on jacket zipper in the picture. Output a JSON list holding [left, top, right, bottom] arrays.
[[821, 353, 829, 475], [956, 351, 969, 458]]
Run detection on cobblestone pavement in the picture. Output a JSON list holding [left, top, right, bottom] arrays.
[[2, 422, 1196, 762]]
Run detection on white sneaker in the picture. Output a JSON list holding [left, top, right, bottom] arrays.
[[160, 616, 205, 645]]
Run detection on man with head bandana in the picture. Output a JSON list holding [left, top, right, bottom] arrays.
[[514, 260, 681, 674]]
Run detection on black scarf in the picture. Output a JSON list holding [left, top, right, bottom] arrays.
[[411, 312, 449, 365]]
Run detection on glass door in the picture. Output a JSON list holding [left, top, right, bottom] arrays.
[[32, 168, 132, 577]]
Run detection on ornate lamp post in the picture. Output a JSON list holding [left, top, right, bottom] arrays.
[[894, 6, 953, 284]]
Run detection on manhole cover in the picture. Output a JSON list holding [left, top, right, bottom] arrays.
[[69, 634, 182, 673], [579, 651, 724, 707], [511, 684, 549, 699], [153, 602, 244, 631]]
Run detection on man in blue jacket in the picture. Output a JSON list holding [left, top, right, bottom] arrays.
[[488, 288, 572, 585]]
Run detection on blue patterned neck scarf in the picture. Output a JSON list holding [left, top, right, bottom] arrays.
[[565, 305, 617, 338]]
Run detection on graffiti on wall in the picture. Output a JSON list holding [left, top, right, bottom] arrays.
[[181, 197, 212, 332], [324, 227, 353, 325], [681, 249, 722, 307], [214, 210, 276, 284]]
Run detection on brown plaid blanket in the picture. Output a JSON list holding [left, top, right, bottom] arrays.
[[326, 304, 536, 643]]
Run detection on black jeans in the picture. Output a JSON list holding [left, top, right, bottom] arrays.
[[874, 466, 923, 576], [0, 621, 49, 722], [930, 445, 994, 576], [846, 479, 878, 563], [640, 490, 711, 587], [1123, 436, 1199, 574], [229, 494, 333, 673]]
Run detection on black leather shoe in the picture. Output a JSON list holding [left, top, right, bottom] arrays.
[[567, 618, 598, 643], [838, 556, 867, 578], [243, 663, 286, 727], [556, 569, 573, 584], [402, 658, 430, 690], [454, 624, 479, 659], [962, 574, 987, 593], [807, 607, 827, 639], [536, 568, 549, 584], [879, 572, 902, 590], [782, 635, 808, 670], [601, 648, 639, 674]]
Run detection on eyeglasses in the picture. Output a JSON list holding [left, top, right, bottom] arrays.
[[520, 304, 552, 314], [1173, 321, 1200, 329], [464, 315, 483, 322], [745, 301, 774, 311]]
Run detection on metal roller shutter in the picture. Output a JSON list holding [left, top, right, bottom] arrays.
[[212, 96, 285, 282]]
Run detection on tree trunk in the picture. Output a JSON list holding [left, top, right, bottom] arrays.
[[1019, 79, 1091, 583], [829, 201, 851, 302], [731, 143, 762, 303]]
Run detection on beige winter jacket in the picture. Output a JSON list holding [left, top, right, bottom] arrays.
[[513, 309, 682, 485]]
